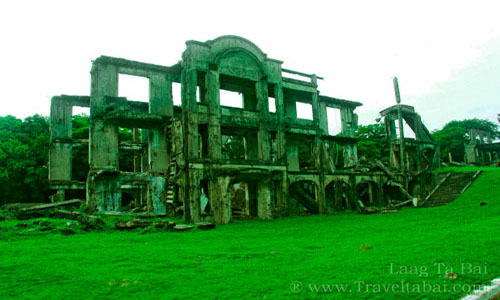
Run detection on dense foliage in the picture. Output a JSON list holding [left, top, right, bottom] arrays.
[[0, 114, 141, 205], [0, 115, 50, 205], [0, 114, 498, 204], [432, 118, 499, 162], [355, 122, 390, 162]]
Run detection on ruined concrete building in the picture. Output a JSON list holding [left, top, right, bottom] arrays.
[[49, 36, 437, 224], [465, 129, 500, 166]]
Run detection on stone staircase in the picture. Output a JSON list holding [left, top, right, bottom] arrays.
[[422, 171, 481, 207], [166, 159, 176, 204], [165, 120, 181, 205]]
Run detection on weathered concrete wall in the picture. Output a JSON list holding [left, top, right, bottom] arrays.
[[49, 36, 420, 224]]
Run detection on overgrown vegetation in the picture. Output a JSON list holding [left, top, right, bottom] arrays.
[[0, 114, 135, 204], [0, 167, 499, 299], [356, 123, 389, 162], [0, 115, 50, 205], [0, 115, 498, 205], [432, 118, 499, 162]]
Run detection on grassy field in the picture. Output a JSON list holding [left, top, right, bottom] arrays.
[[1, 167, 499, 299]]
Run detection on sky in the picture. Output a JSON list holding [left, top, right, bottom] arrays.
[[0, 0, 499, 132]]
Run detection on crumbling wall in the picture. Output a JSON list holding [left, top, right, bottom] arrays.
[[49, 35, 434, 224]]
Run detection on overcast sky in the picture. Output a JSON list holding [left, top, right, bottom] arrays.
[[1, 0, 499, 131]]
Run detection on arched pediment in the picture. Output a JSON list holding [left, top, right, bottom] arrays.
[[215, 49, 264, 81], [207, 35, 267, 61]]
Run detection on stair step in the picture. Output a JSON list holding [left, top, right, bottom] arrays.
[[424, 172, 479, 207]]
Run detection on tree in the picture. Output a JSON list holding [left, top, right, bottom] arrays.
[[356, 123, 390, 162], [222, 135, 245, 160], [432, 118, 499, 162], [0, 115, 50, 205], [72, 114, 90, 181], [0, 114, 93, 204]]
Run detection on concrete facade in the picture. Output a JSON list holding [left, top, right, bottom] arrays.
[[465, 129, 500, 166], [48, 36, 435, 223]]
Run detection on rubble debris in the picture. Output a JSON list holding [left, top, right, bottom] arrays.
[[19, 199, 82, 212], [173, 224, 194, 232], [360, 207, 379, 214], [102, 211, 167, 218], [114, 219, 173, 230], [196, 222, 216, 230], [53, 210, 105, 229]]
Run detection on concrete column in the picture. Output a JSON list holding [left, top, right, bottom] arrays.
[[49, 97, 72, 182], [247, 135, 259, 160], [318, 101, 328, 135], [274, 83, 286, 163], [188, 169, 202, 223], [148, 128, 169, 174], [318, 175, 326, 214], [256, 80, 271, 161], [286, 140, 300, 171], [150, 176, 167, 213], [257, 180, 272, 219], [344, 144, 358, 168], [88, 62, 121, 210], [312, 92, 320, 125], [284, 97, 297, 118], [209, 176, 231, 224], [87, 170, 121, 211], [311, 75, 320, 125], [206, 70, 222, 159], [150, 74, 174, 116], [149, 74, 171, 174], [89, 63, 119, 169], [183, 69, 199, 160]]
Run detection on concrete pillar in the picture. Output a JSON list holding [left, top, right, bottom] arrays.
[[89, 63, 119, 169], [88, 62, 121, 210], [257, 180, 272, 219], [286, 140, 300, 171], [311, 75, 320, 125], [87, 170, 121, 211], [49, 98, 72, 182], [180, 68, 198, 222], [274, 83, 286, 163], [312, 93, 320, 125], [183, 69, 199, 160], [285, 96, 297, 119], [344, 144, 358, 167], [247, 134, 259, 160], [334, 181, 343, 211], [150, 74, 173, 116], [150, 176, 167, 213], [206, 70, 222, 159], [318, 101, 328, 135], [188, 169, 202, 223], [415, 116, 422, 170], [256, 80, 271, 161], [209, 176, 231, 224], [149, 74, 172, 174], [318, 176, 326, 214], [148, 128, 169, 174]]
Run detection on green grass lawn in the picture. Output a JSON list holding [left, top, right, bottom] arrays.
[[1, 167, 499, 299]]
